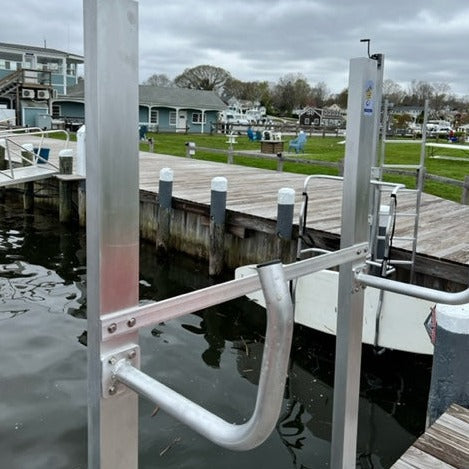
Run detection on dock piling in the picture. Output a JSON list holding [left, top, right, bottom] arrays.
[[276, 187, 295, 262], [156, 167, 173, 252], [209, 176, 227, 276], [426, 303, 469, 426], [0, 139, 5, 201], [59, 149, 74, 223]]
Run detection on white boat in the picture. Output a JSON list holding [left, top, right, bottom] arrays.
[[235, 173, 436, 355], [235, 265, 434, 355]]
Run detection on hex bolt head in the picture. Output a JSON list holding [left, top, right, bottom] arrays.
[[108, 385, 117, 395], [128, 349, 137, 360], [107, 323, 117, 334], [127, 318, 136, 328], [108, 357, 116, 365]]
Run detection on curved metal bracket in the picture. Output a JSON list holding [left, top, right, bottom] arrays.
[[112, 261, 294, 451]]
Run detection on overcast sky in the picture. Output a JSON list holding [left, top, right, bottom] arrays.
[[5, 1, 469, 97]]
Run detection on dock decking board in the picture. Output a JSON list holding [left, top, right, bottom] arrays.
[[391, 404, 469, 469], [7, 137, 469, 266]]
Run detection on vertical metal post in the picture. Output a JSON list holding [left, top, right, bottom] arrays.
[[84, 1, 140, 468], [156, 167, 173, 252], [209, 176, 227, 276], [330, 56, 383, 469]]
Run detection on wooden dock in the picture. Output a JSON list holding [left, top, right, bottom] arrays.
[[7, 136, 469, 277], [391, 404, 469, 469]]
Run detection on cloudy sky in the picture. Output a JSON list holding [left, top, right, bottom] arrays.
[[4, 1, 469, 97]]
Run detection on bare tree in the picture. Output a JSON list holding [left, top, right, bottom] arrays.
[[142, 73, 174, 87], [174, 65, 231, 93]]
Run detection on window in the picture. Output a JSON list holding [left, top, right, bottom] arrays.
[[150, 108, 159, 124], [169, 111, 177, 126], [304, 117, 310, 125], [52, 104, 61, 119], [192, 112, 206, 124]]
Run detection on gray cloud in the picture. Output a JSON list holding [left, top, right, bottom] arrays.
[[3, 0, 469, 96]]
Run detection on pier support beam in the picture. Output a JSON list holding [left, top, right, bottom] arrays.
[[427, 303, 469, 426], [23, 182, 34, 211], [156, 167, 173, 253], [209, 176, 227, 276], [0, 140, 5, 201], [78, 180, 86, 227]]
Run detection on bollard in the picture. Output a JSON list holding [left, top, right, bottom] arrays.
[[21, 143, 34, 166], [59, 149, 74, 174], [0, 139, 5, 201], [185, 141, 196, 158], [156, 167, 173, 253], [276, 188, 295, 262], [148, 137, 154, 153], [76, 125, 86, 176], [209, 176, 227, 276], [276, 153, 284, 172], [426, 303, 469, 427]]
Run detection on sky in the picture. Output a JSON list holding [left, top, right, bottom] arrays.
[[4, 0, 469, 98]]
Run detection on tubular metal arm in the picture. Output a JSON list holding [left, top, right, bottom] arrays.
[[356, 271, 469, 305], [112, 261, 294, 451]]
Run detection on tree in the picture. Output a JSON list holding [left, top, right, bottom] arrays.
[[174, 65, 231, 93], [310, 81, 330, 108], [142, 73, 174, 87], [382, 79, 404, 105], [272, 74, 311, 115]]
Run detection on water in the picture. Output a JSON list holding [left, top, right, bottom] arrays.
[[0, 200, 433, 468]]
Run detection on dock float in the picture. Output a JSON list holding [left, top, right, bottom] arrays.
[[391, 404, 469, 468]]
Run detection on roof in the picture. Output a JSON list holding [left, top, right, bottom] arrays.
[[0, 42, 83, 62], [139, 86, 226, 110], [59, 82, 227, 111]]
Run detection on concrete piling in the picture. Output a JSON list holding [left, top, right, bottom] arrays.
[[156, 167, 173, 252], [426, 303, 469, 426], [209, 176, 227, 276]]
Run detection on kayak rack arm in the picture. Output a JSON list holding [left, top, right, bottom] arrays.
[[100, 242, 368, 341], [356, 271, 469, 305], [109, 261, 294, 450]]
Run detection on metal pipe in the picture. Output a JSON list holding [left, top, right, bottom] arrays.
[[100, 242, 368, 340], [357, 271, 469, 305], [113, 261, 294, 450]]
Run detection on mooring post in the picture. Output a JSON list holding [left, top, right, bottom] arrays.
[[426, 303, 469, 427], [156, 167, 173, 253], [22, 143, 35, 211], [276, 153, 284, 172], [59, 149, 74, 223], [209, 176, 227, 276], [0, 139, 5, 201], [276, 187, 295, 262], [462, 175, 469, 205], [185, 141, 195, 158], [84, 0, 140, 467]]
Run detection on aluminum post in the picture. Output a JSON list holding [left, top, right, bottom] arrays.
[[84, 1, 140, 468], [330, 56, 383, 469]]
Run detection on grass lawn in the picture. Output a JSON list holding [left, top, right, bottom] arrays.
[[52, 130, 469, 203]]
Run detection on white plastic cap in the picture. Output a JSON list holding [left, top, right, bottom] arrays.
[[160, 167, 174, 182], [211, 176, 227, 192]]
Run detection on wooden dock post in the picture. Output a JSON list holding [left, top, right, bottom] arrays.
[[0, 139, 5, 201], [276, 188, 295, 262], [462, 175, 469, 205], [78, 180, 86, 227], [209, 176, 227, 276], [156, 167, 173, 253], [426, 303, 469, 427], [59, 149, 74, 223]]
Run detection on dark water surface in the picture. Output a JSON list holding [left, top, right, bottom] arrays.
[[0, 201, 433, 468]]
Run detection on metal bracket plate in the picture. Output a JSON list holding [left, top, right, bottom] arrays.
[[101, 344, 140, 398]]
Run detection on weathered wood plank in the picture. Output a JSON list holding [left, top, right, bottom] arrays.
[[393, 446, 457, 469]]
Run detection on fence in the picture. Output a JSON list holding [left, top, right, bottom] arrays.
[[184, 142, 469, 205]]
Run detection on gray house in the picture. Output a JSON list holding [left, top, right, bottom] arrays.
[[53, 83, 227, 133], [0, 41, 83, 126]]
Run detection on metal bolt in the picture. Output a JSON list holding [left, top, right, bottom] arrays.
[[108, 357, 116, 365], [107, 323, 117, 334], [356, 249, 362, 255], [128, 349, 137, 360], [127, 317, 136, 328], [108, 385, 117, 395]]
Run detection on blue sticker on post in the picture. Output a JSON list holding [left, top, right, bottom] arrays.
[[364, 80, 374, 116]]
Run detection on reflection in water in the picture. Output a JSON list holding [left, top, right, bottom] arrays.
[[0, 200, 432, 469]]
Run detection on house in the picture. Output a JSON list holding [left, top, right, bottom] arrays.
[[298, 106, 345, 128], [53, 82, 227, 133], [0, 42, 84, 126]]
